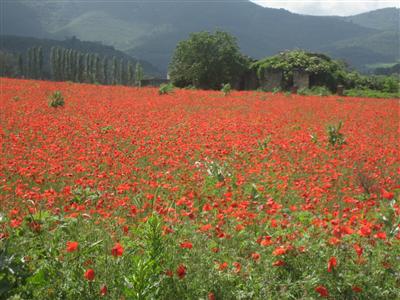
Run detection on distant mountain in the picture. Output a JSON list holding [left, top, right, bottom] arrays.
[[325, 8, 400, 70], [2, 1, 399, 73], [343, 7, 400, 31], [321, 30, 399, 70]]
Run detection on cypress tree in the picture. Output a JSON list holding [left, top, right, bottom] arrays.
[[59, 48, 65, 81], [84, 53, 90, 82], [95, 55, 102, 84], [101, 56, 108, 85], [111, 56, 117, 85], [74, 51, 81, 82], [127, 61, 134, 86], [118, 59, 124, 85], [32, 47, 37, 79], [64, 49, 71, 81], [18, 54, 24, 78], [50, 47, 56, 80], [37, 47, 43, 79], [70, 50, 76, 81], [67, 49, 73, 81], [90, 54, 97, 83], [26, 48, 32, 78], [56, 47, 62, 81], [135, 62, 144, 87], [79, 52, 86, 83]]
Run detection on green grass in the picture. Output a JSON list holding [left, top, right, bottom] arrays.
[[344, 88, 400, 99]]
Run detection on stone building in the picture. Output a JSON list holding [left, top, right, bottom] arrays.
[[259, 69, 283, 91], [293, 69, 310, 89], [235, 69, 259, 90]]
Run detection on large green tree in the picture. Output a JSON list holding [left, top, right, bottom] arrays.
[[169, 31, 249, 90]]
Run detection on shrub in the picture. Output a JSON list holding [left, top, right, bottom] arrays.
[[327, 121, 346, 147], [159, 83, 174, 95], [344, 89, 400, 99], [48, 91, 64, 107], [298, 86, 331, 96], [272, 87, 282, 94], [221, 83, 232, 96]]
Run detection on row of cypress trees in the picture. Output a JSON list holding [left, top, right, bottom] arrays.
[[18, 47, 44, 79], [17, 46, 144, 86]]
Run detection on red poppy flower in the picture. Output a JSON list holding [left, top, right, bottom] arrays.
[[374, 232, 386, 240], [211, 247, 219, 253], [352, 286, 362, 293], [199, 224, 212, 232], [208, 292, 216, 300], [111, 242, 124, 257], [10, 219, 22, 228], [315, 285, 329, 297], [218, 262, 228, 271], [180, 241, 193, 249], [251, 252, 261, 261], [100, 285, 107, 296], [381, 189, 394, 200], [327, 256, 337, 272], [353, 243, 363, 257], [176, 264, 187, 279], [66, 241, 79, 252], [359, 225, 372, 237], [328, 237, 341, 245], [272, 260, 285, 267], [233, 262, 241, 273], [272, 246, 287, 256], [84, 269, 95, 281]]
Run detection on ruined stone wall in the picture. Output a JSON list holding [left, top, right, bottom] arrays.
[[293, 70, 309, 89], [260, 70, 282, 91]]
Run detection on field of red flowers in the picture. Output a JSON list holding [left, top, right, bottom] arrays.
[[0, 78, 399, 299]]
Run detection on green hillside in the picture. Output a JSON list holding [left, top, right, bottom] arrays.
[[344, 7, 400, 31], [321, 30, 399, 70]]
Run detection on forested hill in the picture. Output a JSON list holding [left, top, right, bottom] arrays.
[[2, 0, 399, 72], [343, 7, 400, 31]]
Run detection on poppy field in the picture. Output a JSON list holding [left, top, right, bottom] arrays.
[[0, 78, 399, 299]]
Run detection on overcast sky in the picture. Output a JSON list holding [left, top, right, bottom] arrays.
[[251, 0, 400, 16]]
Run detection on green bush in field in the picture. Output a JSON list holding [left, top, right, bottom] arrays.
[[221, 83, 232, 96], [159, 83, 174, 95], [298, 86, 332, 96], [344, 88, 400, 99], [327, 121, 346, 148], [48, 91, 64, 107]]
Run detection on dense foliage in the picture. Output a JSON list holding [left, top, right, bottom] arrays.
[[251, 50, 347, 91], [1, 78, 399, 299], [343, 72, 399, 93], [169, 31, 249, 89], [251, 50, 399, 94]]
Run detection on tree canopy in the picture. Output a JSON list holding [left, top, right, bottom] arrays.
[[168, 31, 249, 90]]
